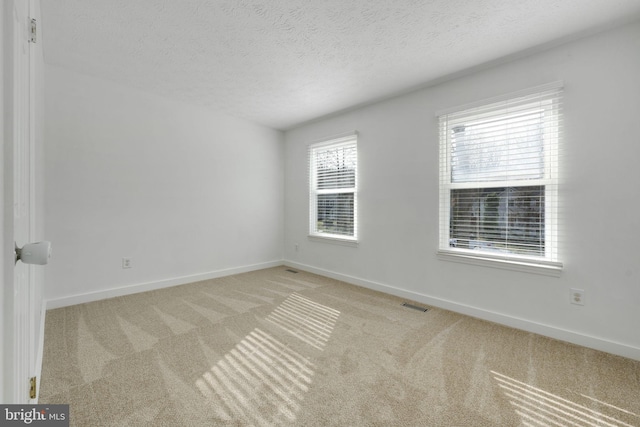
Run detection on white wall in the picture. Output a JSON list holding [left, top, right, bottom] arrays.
[[45, 65, 284, 304], [284, 21, 640, 359]]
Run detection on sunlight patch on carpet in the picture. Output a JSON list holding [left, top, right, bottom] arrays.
[[567, 391, 640, 419], [492, 371, 635, 427], [266, 293, 340, 350], [195, 293, 340, 425], [196, 328, 315, 426]]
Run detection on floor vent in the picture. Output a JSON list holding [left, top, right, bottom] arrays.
[[402, 303, 429, 312], [285, 269, 299, 274]]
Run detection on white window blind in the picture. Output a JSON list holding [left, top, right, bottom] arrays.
[[438, 84, 562, 267], [309, 134, 358, 241]]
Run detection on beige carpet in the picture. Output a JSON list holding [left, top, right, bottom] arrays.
[[40, 266, 640, 426]]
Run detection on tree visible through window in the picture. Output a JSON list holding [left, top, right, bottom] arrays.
[[450, 186, 545, 255], [309, 135, 357, 240]]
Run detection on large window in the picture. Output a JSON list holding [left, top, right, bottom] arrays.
[[309, 134, 357, 241], [438, 84, 562, 269]]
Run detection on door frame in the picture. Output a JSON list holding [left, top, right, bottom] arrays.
[[2, 0, 45, 404]]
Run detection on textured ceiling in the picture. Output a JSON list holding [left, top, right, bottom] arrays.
[[41, 0, 640, 130]]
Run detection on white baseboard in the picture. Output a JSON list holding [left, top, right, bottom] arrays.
[[46, 260, 284, 310], [284, 260, 640, 361]]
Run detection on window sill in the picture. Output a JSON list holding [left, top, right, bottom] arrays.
[[437, 249, 562, 277], [308, 235, 359, 247]]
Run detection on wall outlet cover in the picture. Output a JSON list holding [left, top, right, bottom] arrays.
[[570, 288, 585, 306]]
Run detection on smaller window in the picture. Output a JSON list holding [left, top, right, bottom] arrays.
[[309, 134, 358, 241]]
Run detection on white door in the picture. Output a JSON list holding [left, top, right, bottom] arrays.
[[4, 0, 39, 404]]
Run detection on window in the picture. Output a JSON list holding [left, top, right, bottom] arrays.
[[309, 134, 358, 241], [438, 84, 562, 270]]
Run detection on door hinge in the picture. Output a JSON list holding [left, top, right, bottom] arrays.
[[29, 18, 37, 43], [30, 376, 37, 399]]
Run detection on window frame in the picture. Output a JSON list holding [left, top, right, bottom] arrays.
[[437, 83, 563, 275], [308, 133, 358, 244]]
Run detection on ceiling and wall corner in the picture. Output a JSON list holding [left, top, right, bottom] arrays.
[[40, 0, 640, 130]]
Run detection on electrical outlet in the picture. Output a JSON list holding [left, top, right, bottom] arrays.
[[122, 258, 132, 269], [570, 288, 585, 305]]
